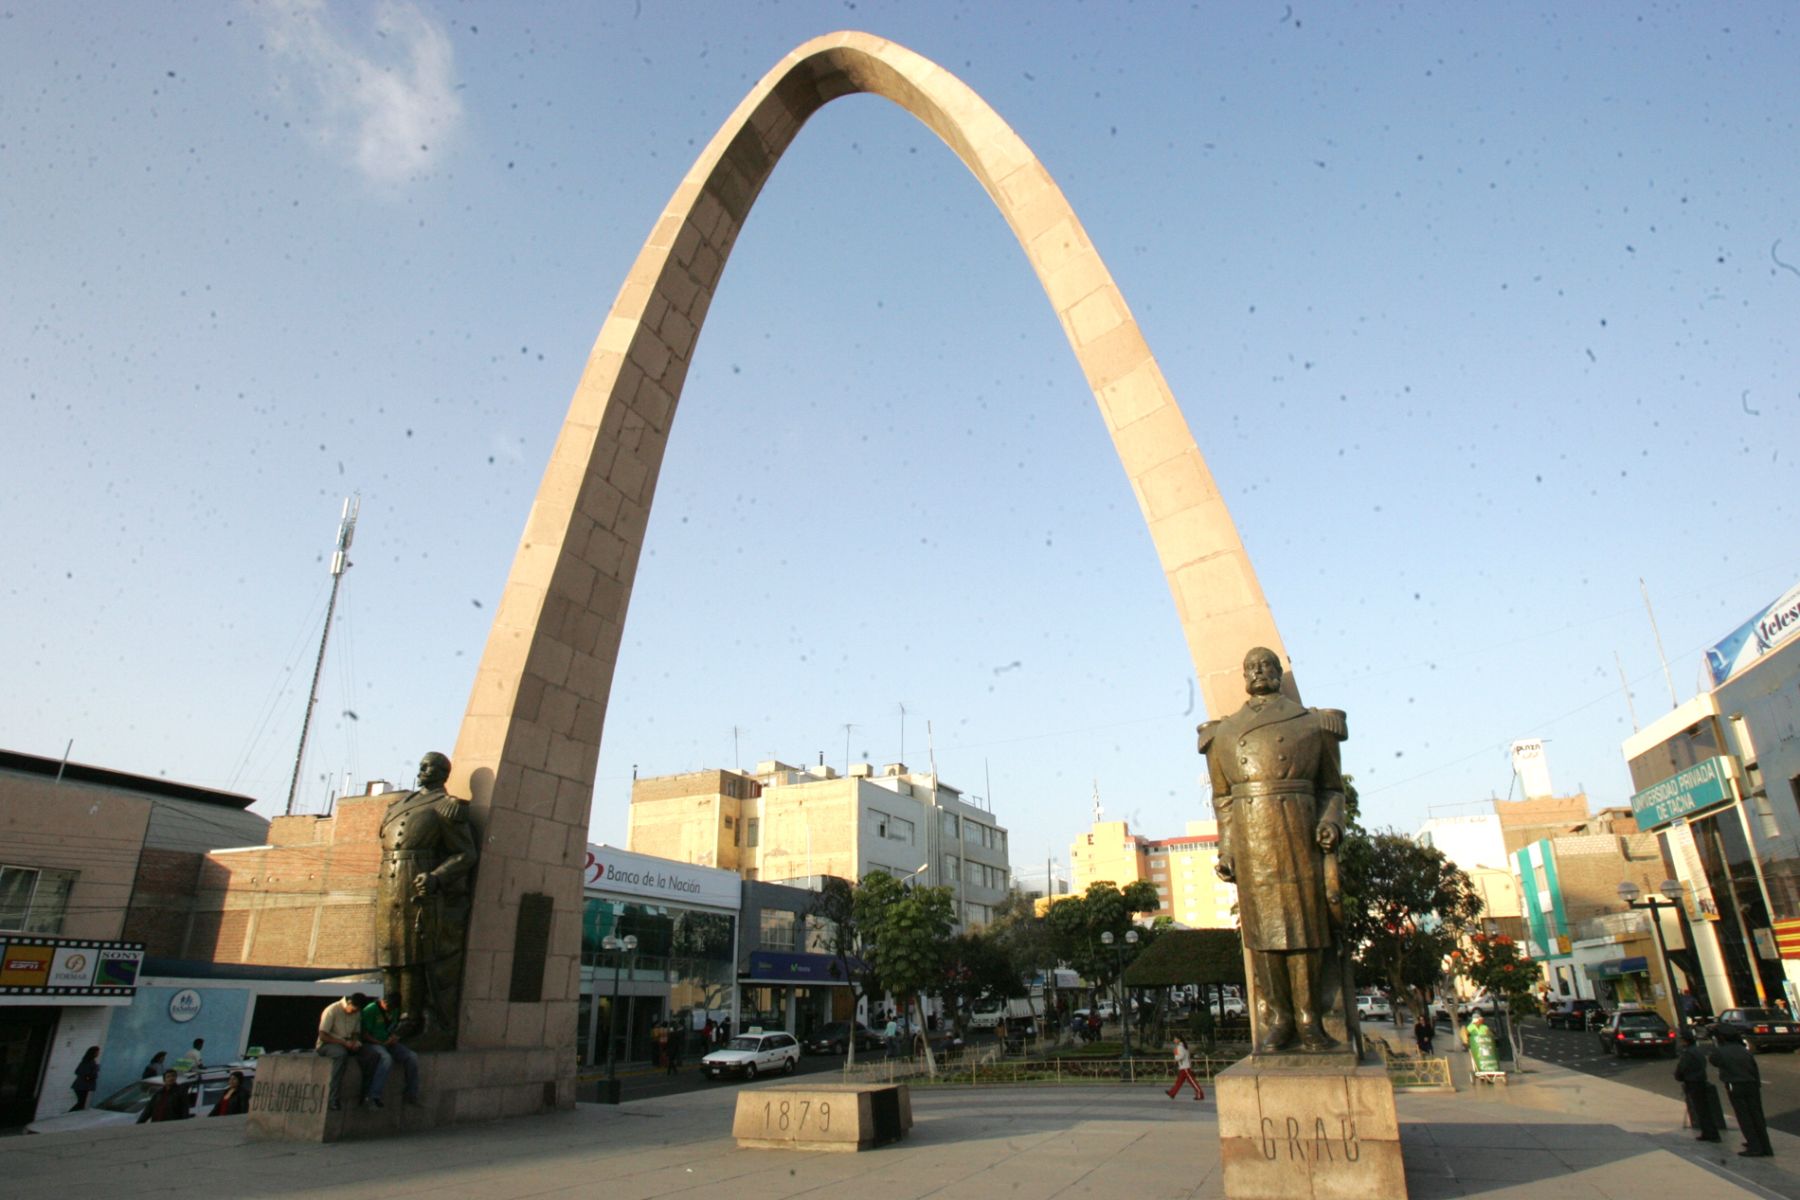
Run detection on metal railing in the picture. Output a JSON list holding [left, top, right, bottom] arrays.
[[845, 1049, 1244, 1087]]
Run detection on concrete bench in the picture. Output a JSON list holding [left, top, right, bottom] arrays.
[[732, 1083, 912, 1151]]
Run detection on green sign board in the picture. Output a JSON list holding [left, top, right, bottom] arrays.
[[1630, 756, 1736, 831]]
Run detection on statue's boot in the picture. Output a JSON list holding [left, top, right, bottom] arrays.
[[1257, 1015, 1297, 1054], [1291, 956, 1337, 1051]]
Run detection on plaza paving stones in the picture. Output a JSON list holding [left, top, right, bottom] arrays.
[[3, 1066, 1796, 1200]]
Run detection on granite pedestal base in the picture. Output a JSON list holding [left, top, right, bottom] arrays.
[[732, 1083, 913, 1151], [246, 1047, 576, 1142], [1216, 1059, 1406, 1200]]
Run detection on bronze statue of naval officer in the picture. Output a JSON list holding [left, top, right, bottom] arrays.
[[377, 751, 477, 1050], [1199, 647, 1347, 1055]]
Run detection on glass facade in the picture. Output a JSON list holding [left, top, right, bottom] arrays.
[[580, 897, 737, 1066]]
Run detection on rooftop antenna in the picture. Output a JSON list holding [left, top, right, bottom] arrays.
[[1614, 649, 1640, 732], [1639, 577, 1679, 709], [843, 722, 855, 773], [285, 494, 358, 817], [898, 701, 908, 766], [926, 719, 939, 784], [1091, 778, 1104, 824]]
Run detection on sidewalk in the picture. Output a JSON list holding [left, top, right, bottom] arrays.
[[1, 1067, 1793, 1200]]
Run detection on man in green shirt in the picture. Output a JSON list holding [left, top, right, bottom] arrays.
[[360, 994, 423, 1108]]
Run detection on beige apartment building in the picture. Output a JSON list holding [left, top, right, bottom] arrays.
[[629, 760, 1013, 928], [1069, 817, 1232, 928]]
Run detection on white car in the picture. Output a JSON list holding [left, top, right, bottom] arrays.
[[702, 1031, 801, 1080], [1356, 994, 1393, 1021], [27, 1064, 255, 1135]]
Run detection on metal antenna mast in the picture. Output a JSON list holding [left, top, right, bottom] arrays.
[[285, 495, 359, 816]]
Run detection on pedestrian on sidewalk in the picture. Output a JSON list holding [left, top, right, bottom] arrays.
[[1166, 1036, 1204, 1101], [1710, 1029, 1773, 1157], [1414, 1015, 1435, 1055], [137, 1069, 191, 1123], [666, 1024, 683, 1075], [70, 1045, 99, 1111], [1674, 1028, 1721, 1142]]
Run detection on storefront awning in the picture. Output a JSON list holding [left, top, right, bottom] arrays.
[[1591, 956, 1649, 979], [741, 951, 861, 985]]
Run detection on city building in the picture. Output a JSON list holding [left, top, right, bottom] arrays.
[[1415, 813, 1524, 941], [0, 749, 268, 1125], [628, 760, 1012, 928], [1069, 817, 1232, 927], [1619, 580, 1800, 1015]]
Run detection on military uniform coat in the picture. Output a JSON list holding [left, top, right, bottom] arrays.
[[1199, 695, 1346, 952], [377, 786, 477, 969]]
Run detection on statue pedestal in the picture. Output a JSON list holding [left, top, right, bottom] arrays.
[[1216, 1059, 1407, 1200], [246, 1047, 574, 1142]]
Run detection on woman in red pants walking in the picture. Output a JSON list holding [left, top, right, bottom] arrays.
[[1167, 1036, 1205, 1100]]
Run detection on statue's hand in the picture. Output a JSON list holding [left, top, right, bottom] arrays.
[[1316, 821, 1343, 852], [411, 872, 436, 898], [1214, 855, 1236, 883]]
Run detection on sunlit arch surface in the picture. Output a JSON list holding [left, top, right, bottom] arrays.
[[446, 31, 1287, 1047]]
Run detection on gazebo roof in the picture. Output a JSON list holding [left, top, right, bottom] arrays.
[[1122, 928, 1245, 987]]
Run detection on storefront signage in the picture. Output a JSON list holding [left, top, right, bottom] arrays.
[[583, 843, 740, 912], [0, 937, 143, 997], [1772, 918, 1800, 960], [744, 951, 862, 984], [1707, 580, 1800, 686], [169, 988, 203, 1022], [48, 946, 97, 988], [1629, 756, 1736, 832]]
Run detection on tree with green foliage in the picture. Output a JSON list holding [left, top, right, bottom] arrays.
[[1453, 930, 1541, 1059], [937, 928, 1023, 1036], [852, 872, 957, 1074], [1337, 830, 1483, 1025], [808, 876, 882, 1065], [1045, 880, 1160, 1028]]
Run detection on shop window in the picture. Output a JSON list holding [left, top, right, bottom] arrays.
[[760, 910, 796, 952], [0, 865, 75, 934]]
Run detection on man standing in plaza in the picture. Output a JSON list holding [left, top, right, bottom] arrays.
[[316, 992, 376, 1112], [1674, 1028, 1720, 1142], [1199, 647, 1347, 1054], [360, 993, 423, 1109], [1711, 1029, 1773, 1157]]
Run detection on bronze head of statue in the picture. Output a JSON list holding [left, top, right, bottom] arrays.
[[417, 751, 451, 790]]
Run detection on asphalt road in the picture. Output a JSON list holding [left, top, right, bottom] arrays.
[[596, 1041, 952, 1104], [1518, 1021, 1800, 1136]]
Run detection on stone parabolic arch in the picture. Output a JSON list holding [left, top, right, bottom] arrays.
[[440, 31, 1289, 1105]]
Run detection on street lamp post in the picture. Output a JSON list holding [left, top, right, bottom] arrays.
[[1618, 881, 1683, 1027], [603, 933, 638, 1088], [1101, 929, 1140, 1080]]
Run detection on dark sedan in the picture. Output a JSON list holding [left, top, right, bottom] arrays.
[[1596, 1010, 1676, 1057], [1710, 1007, 1800, 1054], [802, 1020, 883, 1055], [1544, 999, 1606, 1030]]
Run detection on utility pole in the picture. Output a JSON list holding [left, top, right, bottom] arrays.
[[286, 495, 358, 817]]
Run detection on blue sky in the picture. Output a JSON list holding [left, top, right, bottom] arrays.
[[4, 2, 1796, 890]]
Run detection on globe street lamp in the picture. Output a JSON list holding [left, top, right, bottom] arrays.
[[1101, 928, 1140, 1078], [1618, 881, 1683, 1027], [603, 933, 639, 1086]]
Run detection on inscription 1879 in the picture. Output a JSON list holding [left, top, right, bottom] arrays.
[[1259, 1116, 1360, 1163]]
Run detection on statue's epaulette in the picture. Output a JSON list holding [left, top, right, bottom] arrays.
[[1196, 720, 1219, 754], [1315, 708, 1348, 740], [436, 793, 470, 821]]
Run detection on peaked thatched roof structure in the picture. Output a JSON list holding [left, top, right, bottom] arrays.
[[1122, 928, 1245, 987]]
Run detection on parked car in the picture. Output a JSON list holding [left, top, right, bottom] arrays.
[[1457, 994, 1498, 1018], [702, 1031, 801, 1080], [1544, 999, 1606, 1030], [26, 1063, 256, 1135], [1596, 1011, 1677, 1057], [1355, 994, 1392, 1021], [801, 1021, 882, 1055], [1709, 1007, 1800, 1054]]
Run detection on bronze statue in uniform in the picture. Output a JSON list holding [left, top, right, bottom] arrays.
[[1199, 648, 1347, 1054], [377, 752, 477, 1050]]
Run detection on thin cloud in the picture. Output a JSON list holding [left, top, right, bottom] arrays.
[[259, 0, 462, 186]]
